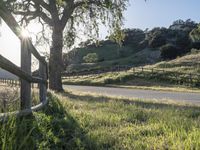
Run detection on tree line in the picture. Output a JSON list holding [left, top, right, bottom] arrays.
[[66, 19, 200, 64]]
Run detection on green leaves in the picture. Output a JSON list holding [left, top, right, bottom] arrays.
[[190, 24, 200, 42]]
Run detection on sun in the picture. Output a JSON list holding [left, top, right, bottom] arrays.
[[20, 23, 42, 41], [21, 28, 30, 38]]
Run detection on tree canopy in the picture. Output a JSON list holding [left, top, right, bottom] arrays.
[[1, 0, 129, 91]]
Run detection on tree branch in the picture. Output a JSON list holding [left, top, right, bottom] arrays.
[[30, 0, 50, 12], [74, 0, 102, 8], [49, 0, 59, 24], [14, 10, 53, 26], [60, 5, 74, 30]]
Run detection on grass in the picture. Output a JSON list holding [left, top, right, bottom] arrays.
[[0, 85, 40, 113], [63, 52, 200, 92], [65, 42, 136, 65], [0, 90, 200, 149], [66, 48, 160, 73], [153, 52, 200, 74]]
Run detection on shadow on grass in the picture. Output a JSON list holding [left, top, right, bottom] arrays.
[[0, 92, 98, 150], [61, 90, 200, 112]]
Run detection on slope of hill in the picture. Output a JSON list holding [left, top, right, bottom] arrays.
[[64, 40, 144, 65], [66, 48, 160, 72], [0, 68, 18, 79], [64, 19, 199, 73], [63, 52, 200, 90], [153, 51, 200, 74]]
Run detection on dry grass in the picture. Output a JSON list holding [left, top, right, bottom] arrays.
[[152, 53, 200, 74], [0, 85, 40, 113], [63, 52, 200, 92], [0, 86, 20, 113]]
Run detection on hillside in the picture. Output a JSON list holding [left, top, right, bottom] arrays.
[[152, 51, 200, 74], [66, 48, 160, 72], [63, 19, 199, 73], [63, 51, 200, 90], [0, 68, 18, 79]]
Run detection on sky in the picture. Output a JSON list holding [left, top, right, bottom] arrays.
[[0, 0, 200, 66]]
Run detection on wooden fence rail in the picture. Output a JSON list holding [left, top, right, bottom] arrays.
[[0, 3, 48, 121]]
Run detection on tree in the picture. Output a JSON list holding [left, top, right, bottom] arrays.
[[146, 27, 167, 48], [2, 0, 128, 91], [83, 53, 98, 63], [190, 25, 200, 49], [122, 28, 145, 49], [160, 44, 181, 60]]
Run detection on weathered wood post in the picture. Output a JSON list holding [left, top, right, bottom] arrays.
[[189, 73, 192, 86], [20, 38, 31, 110], [39, 57, 47, 102]]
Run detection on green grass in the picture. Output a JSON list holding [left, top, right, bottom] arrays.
[[66, 44, 160, 72], [66, 48, 160, 73], [0, 86, 40, 113], [65, 42, 136, 65], [1, 91, 200, 149]]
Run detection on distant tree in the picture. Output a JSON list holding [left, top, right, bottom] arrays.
[[122, 28, 145, 49], [146, 27, 167, 48], [170, 19, 197, 31], [175, 32, 191, 50], [160, 44, 181, 60], [83, 53, 99, 63], [190, 25, 200, 49], [172, 19, 185, 26]]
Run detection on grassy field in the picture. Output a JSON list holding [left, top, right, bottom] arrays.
[[0, 85, 40, 113], [66, 48, 160, 73], [65, 43, 135, 64], [63, 53, 200, 91], [0, 90, 200, 149]]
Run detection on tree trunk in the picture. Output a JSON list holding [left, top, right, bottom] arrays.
[[49, 26, 64, 92]]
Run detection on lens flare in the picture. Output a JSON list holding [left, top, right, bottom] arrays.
[[21, 29, 30, 38]]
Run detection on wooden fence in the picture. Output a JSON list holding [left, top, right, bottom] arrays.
[[63, 65, 200, 87], [0, 4, 48, 120]]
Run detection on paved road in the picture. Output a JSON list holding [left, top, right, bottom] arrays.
[[64, 85, 200, 104]]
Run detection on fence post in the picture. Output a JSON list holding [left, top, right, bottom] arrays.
[[189, 73, 192, 85], [39, 57, 47, 102], [132, 67, 135, 73], [20, 39, 31, 110]]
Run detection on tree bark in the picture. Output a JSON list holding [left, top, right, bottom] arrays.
[[49, 26, 64, 92]]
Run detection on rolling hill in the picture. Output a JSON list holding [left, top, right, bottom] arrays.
[[64, 19, 199, 73], [0, 68, 18, 79]]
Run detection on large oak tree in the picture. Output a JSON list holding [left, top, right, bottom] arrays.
[[2, 0, 128, 91]]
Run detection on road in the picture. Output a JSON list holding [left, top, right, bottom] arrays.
[[64, 85, 200, 104]]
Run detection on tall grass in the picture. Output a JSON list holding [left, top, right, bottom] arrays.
[[0, 86, 40, 113], [0, 91, 200, 149]]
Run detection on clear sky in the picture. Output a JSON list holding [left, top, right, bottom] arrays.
[[125, 0, 200, 29], [0, 0, 200, 66]]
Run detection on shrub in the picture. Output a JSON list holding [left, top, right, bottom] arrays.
[[190, 48, 200, 54], [149, 35, 166, 48], [160, 44, 181, 60], [83, 53, 99, 63], [191, 42, 200, 49]]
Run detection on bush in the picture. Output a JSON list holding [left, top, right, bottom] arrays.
[[83, 53, 99, 63], [190, 48, 200, 54], [191, 42, 200, 49], [149, 35, 166, 48], [160, 44, 181, 60]]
